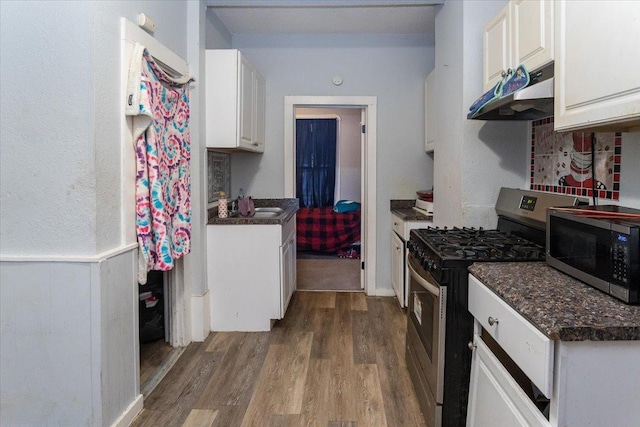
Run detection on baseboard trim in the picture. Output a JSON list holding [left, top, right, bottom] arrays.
[[375, 287, 396, 297], [191, 290, 211, 342], [111, 393, 143, 427]]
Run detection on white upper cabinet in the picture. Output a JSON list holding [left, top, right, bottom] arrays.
[[483, 4, 511, 93], [483, 0, 554, 93], [425, 70, 435, 153], [253, 72, 266, 150], [553, 0, 640, 132], [206, 49, 266, 152]]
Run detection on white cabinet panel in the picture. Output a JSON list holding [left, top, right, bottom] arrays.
[[511, 0, 553, 73], [207, 214, 296, 331], [280, 221, 295, 317], [483, 0, 554, 93], [391, 212, 432, 308], [391, 231, 404, 304], [469, 274, 553, 397], [239, 55, 254, 147], [554, 0, 640, 131], [467, 336, 551, 427], [483, 3, 511, 92], [205, 49, 266, 152], [254, 72, 266, 150]]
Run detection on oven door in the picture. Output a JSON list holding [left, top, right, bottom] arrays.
[[407, 254, 447, 404]]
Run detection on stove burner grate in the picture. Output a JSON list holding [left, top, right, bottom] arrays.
[[412, 226, 545, 262]]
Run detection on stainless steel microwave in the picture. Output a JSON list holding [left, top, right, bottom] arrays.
[[546, 205, 640, 304]]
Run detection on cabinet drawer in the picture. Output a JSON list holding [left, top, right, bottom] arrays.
[[392, 213, 430, 241], [468, 274, 554, 397], [281, 213, 296, 243], [391, 213, 406, 238]]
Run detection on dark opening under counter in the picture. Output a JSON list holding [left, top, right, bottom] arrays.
[[468, 262, 640, 341]]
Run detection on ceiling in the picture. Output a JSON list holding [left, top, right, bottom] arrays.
[[204, 1, 443, 35]]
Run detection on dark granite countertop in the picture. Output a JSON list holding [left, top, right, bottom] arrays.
[[468, 262, 640, 342], [207, 198, 299, 225], [390, 199, 433, 222]]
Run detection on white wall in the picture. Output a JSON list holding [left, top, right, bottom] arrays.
[[434, 0, 529, 229], [0, 1, 202, 425], [296, 107, 362, 203], [215, 33, 434, 291]]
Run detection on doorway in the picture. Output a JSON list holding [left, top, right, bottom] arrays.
[[295, 109, 361, 292], [284, 96, 377, 296], [122, 18, 188, 400]]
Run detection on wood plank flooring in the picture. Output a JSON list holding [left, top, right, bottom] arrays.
[[296, 259, 361, 291], [132, 292, 427, 427]]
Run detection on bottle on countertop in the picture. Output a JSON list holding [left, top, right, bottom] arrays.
[[218, 191, 228, 218]]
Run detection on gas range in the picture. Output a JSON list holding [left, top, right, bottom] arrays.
[[405, 188, 586, 427], [408, 226, 545, 285]]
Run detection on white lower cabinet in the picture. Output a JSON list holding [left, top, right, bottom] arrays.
[[207, 214, 296, 331], [467, 336, 551, 427], [391, 212, 432, 308], [280, 224, 296, 317], [468, 274, 640, 427], [391, 231, 404, 306]]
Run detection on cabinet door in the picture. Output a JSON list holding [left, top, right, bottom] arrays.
[[238, 55, 254, 149], [511, 0, 553, 73], [253, 71, 266, 152], [554, 0, 640, 131], [280, 233, 295, 318], [467, 336, 551, 427], [425, 71, 435, 153], [483, 3, 512, 92], [391, 232, 404, 307]]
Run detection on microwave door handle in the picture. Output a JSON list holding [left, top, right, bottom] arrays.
[[408, 261, 440, 297]]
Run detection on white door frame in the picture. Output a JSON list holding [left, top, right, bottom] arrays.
[[122, 18, 188, 348], [284, 96, 377, 295]]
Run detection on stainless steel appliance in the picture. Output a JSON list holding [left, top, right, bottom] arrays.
[[547, 205, 640, 304], [405, 188, 583, 427]]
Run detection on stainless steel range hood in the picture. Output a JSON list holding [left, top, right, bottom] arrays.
[[468, 64, 554, 121]]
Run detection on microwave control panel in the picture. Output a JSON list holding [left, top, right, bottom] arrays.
[[612, 233, 631, 284]]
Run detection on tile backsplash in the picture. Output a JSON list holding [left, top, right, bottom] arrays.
[[530, 118, 621, 200]]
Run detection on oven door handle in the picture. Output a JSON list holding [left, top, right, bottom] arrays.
[[408, 259, 440, 297]]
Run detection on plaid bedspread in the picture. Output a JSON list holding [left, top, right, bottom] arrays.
[[296, 207, 361, 253]]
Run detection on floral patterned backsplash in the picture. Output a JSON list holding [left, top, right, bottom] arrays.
[[530, 117, 621, 200]]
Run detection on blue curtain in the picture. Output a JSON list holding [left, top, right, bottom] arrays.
[[296, 119, 337, 208]]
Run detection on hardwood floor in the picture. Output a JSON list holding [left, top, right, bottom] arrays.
[[139, 338, 174, 387], [132, 292, 426, 427], [296, 259, 361, 291]]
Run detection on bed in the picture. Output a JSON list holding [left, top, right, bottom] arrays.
[[296, 206, 361, 254]]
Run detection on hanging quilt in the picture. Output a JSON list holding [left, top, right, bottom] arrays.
[[126, 43, 194, 284]]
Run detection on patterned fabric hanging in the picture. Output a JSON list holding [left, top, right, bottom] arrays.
[[126, 43, 194, 284]]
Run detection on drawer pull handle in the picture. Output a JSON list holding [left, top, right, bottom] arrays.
[[488, 316, 499, 326], [468, 341, 476, 350]]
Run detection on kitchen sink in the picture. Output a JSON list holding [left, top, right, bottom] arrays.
[[226, 206, 285, 219], [254, 207, 284, 214], [252, 210, 281, 218]]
